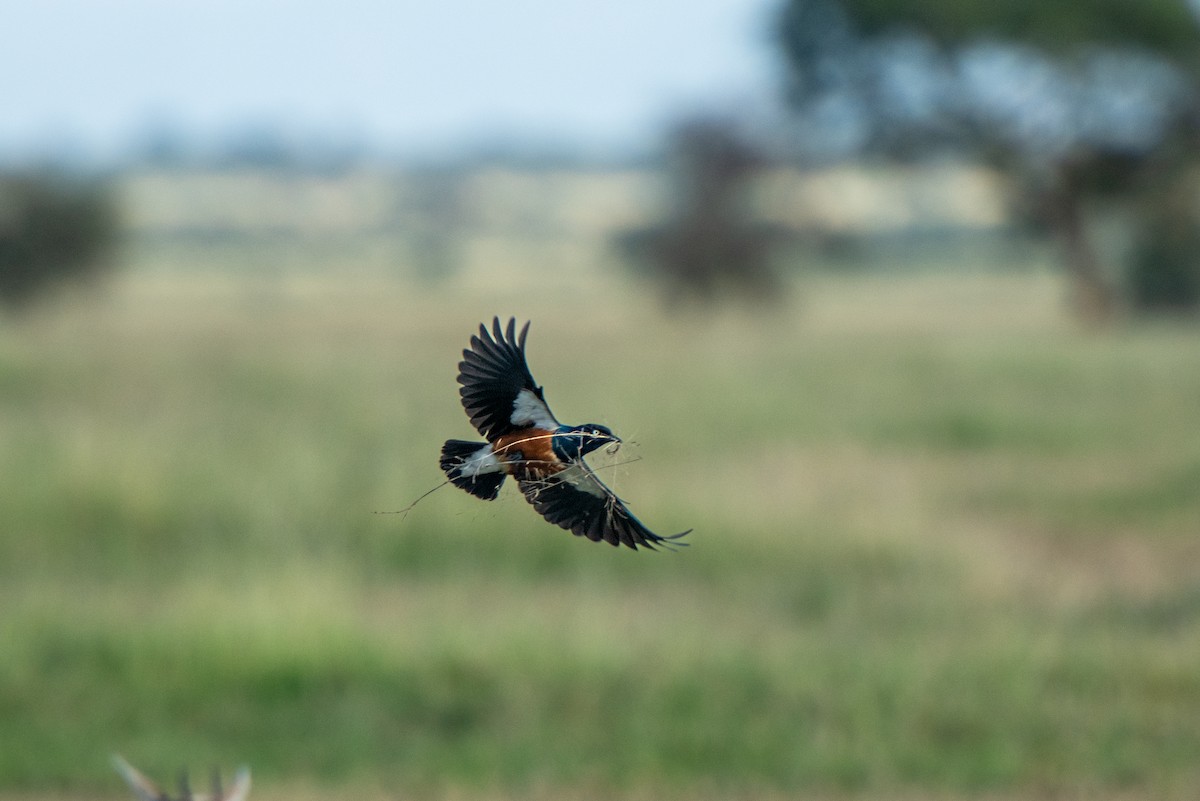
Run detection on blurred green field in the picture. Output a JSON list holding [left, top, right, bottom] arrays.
[[2, 253, 1200, 800]]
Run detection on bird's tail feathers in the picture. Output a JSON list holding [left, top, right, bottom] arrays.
[[440, 439, 506, 500]]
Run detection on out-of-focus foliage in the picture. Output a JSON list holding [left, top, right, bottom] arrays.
[[617, 118, 788, 307], [1127, 176, 1200, 313], [0, 172, 120, 310], [777, 0, 1200, 320], [841, 0, 1200, 62]]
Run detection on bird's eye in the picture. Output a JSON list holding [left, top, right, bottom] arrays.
[[591, 429, 602, 437]]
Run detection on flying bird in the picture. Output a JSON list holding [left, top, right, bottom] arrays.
[[440, 317, 689, 550]]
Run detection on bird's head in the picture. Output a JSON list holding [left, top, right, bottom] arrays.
[[564, 423, 621, 457]]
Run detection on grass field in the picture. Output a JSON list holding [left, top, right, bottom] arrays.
[[2, 223, 1200, 800]]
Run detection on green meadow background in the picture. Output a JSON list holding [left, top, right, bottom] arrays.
[[2, 168, 1200, 800]]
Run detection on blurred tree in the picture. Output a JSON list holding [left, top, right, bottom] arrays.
[[617, 117, 788, 307], [777, 0, 1200, 321], [0, 173, 120, 311], [838, 0, 1199, 58], [1126, 167, 1200, 313]]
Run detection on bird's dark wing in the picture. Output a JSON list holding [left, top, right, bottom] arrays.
[[517, 462, 690, 551], [458, 317, 559, 440]]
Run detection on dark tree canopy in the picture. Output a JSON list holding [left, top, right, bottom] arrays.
[[777, 0, 1200, 320], [0, 173, 120, 311], [615, 118, 786, 307], [779, 0, 1199, 158], [836, 0, 1200, 61]]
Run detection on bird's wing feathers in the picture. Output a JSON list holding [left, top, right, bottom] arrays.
[[517, 461, 690, 551], [456, 317, 689, 550], [458, 317, 559, 439]]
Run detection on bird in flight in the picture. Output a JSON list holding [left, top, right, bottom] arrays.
[[440, 317, 689, 550]]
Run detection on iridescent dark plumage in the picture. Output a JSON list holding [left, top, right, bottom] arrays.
[[440, 317, 689, 551]]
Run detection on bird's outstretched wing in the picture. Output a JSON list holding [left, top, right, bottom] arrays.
[[517, 462, 690, 551], [458, 317, 559, 440]]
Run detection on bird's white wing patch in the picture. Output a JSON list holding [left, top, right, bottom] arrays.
[[510, 388, 559, 429], [461, 443, 503, 477]]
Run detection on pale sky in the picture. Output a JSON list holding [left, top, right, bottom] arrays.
[[3, 0, 781, 162]]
